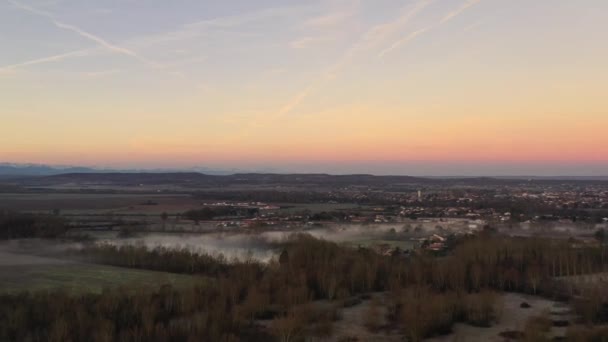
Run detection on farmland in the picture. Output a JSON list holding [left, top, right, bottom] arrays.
[[0, 263, 203, 294], [0, 248, 204, 294]]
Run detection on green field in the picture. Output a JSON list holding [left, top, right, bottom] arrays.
[[0, 263, 205, 294]]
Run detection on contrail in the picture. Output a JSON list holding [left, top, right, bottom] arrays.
[[0, 49, 91, 73], [272, 0, 483, 119], [379, 0, 483, 57], [378, 27, 430, 57], [272, 0, 433, 120], [440, 0, 482, 24], [276, 84, 317, 118], [354, 0, 434, 54], [8, 0, 161, 68]]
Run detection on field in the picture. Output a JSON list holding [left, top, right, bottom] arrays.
[[0, 193, 378, 216], [342, 238, 418, 250], [0, 250, 204, 294], [0, 264, 204, 294], [275, 202, 372, 214], [0, 193, 197, 213]]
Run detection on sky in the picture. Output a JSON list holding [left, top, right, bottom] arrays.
[[1, 0, 607, 176]]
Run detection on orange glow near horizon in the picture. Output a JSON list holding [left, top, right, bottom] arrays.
[[1, 0, 607, 174], [4, 104, 607, 167]]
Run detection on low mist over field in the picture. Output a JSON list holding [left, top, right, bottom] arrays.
[[0, 239, 81, 266], [0, 223, 431, 265], [92, 224, 423, 262]]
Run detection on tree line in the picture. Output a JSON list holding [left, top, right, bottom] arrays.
[[0, 210, 68, 239], [3, 232, 608, 340], [64, 234, 608, 338]]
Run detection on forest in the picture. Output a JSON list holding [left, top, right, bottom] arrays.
[[3, 230, 608, 341], [0, 210, 69, 239]]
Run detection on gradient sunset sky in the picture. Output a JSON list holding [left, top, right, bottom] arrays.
[[1, 0, 607, 175]]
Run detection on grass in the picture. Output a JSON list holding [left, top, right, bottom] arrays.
[[343, 238, 417, 250], [0, 263, 205, 294], [276, 203, 369, 214]]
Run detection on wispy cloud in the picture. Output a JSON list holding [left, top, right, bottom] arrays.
[[303, 10, 354, 30], [289, 4, 358, 50], [464, 20, 484, 32], [0, 48, 91, 74], [378, 27, 430, 57], [289, 36, 333, 49], [128, 5, 308, 50], [379, 0, 483, 57], [276, 84, 317, 118], [8, 0, 161, 68], [270, 0, 483, 122], [272, 0, 433, 119], [354, 0, 433, 53], [216, 0, 430, 142], [440, 0, 482, 24]]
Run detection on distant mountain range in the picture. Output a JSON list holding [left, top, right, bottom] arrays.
[[1, 163, 607, 180], [0, 163, 241, 177], [0, 163, 98, 177]]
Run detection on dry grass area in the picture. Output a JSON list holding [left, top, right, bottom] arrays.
[[261, 291, 575, 341], [330, 294, 403, 342], [427, 293, 573, 342]]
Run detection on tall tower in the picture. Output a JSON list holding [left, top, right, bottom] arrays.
[[417, 190, 422, 201]]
